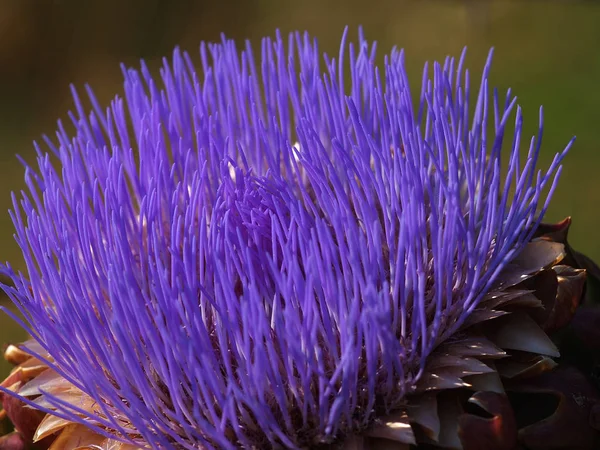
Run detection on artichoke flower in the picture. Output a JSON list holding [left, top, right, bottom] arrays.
[[0, 29, 596, 449]]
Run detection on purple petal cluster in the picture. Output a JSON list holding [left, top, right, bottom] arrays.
[[1, 29, 572, 449]]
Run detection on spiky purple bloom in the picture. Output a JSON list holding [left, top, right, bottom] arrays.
[[0, 29, 571, 449]]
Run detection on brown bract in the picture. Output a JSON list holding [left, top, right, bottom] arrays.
[[508, 366, 600, 450], [0, 346, 55, 449], [0, 343, 140, 450], [0, 432, 28, 450], [457, 391, 517, 450]]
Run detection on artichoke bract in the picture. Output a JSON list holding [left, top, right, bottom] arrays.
[[0, 28, 588, 449]]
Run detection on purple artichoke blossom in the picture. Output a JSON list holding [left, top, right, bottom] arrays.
[[0, 29, 578, 450]]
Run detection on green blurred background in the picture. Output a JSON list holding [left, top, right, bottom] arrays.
[[0, 0, 598, 372]]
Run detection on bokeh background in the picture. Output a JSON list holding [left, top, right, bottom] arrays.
[[0, 0, 598, 372]]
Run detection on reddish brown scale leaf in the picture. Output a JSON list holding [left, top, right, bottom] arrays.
[[0, 372, 25, 393], [518, 269, 557, 324], [427, 355, 494, 375], [508, 366, 600, 450], [534, 217, 571, 243], [443, 337, 507, 359], [0, 363, 56, 449], [0, 367, 37, 441], [496, 240, 565, 289], [497, 355, 558, 379], [11, 360, 46, 381], [535, 217, 600, 302], [542, 266, 586, 333], [465, 362, 505, 394], [517, 240, 566, 271], [461, 309, 509, 328], [479, 290, 535, 311], [495, 353, 557, 380], [458, 391, 517, 450], [485, 313, 559, 357], [47, 424, 114, 450], [496, 293, 542, 310], [408, 394, 439, 441], [0, 392, 45, 443], [426, 354, 469, 370], [3, 347, 31, 368], [436, 393, 463, 449], [365, 411, 416, 445], [518, 264, 586, 335], [417, 370, 471, 392], [0, 432, 27, 450]]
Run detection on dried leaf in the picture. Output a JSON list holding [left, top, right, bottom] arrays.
[[462, 309, 509, 328], [3, 346, 32, 367], [480, 290, 535, 310], [0, 432, 27, 450], [509, 366, 600, 450], [17, 358, 48, 380], [19, 340, 50, 360], [436, 393, 463, 450], [0, 391, 45, 442], [486, 313, 559, 357], [535, 217, 600, 306], [427, 355, 494, 376], [48, 424, 105, 450], [34, 390, 85, 411], [444, 337, 507, 359], [1, 369, 26, 391], [366, 411, 416, 445], [458, 391, 517, 450], [497, 240, 566, 288], [518, 269, 557, 324], [408, 394, 439, 441], [417, 371, 471, 392], [534, 217, 571, 243], [19, 369, 65, 397], [34, 413, 74, 441], [496, 354, 557, 379], [464, 362, 504, 394], [542, 266, 585, 332], [498, 293, 543, 309]]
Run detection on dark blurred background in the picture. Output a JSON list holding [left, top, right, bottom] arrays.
[[0, 0, 598, 370]]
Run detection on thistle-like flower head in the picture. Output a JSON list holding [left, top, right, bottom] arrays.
[[0, 29, 573, 449]]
